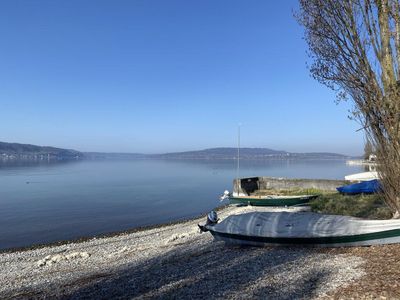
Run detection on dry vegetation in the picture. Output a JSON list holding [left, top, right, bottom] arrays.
[[253, 188, 322, 196], [309, 192, 392, 219], [253, 188, 392, 219]]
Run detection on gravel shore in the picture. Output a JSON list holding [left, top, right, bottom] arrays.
[[1, 206, 368, 299]]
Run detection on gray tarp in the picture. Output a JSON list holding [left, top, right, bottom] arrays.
[[212, 212, 400, 238]]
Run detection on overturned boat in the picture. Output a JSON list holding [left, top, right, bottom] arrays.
[[199, 211, 400, 247]]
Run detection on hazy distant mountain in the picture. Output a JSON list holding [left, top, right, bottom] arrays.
[[0, 141, 83, 160], [150, 147, 349, 159], [152, 147, 288, 159], [0, 142, 351, 161]]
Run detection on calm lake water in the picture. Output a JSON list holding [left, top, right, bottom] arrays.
[[0, 159, 364, 250]]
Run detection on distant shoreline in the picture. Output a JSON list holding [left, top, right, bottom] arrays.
[[1, 156, 353, 163], [0, 141, 357, 161]]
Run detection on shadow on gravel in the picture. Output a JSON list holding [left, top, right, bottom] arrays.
[[65, 240, 330, 299]]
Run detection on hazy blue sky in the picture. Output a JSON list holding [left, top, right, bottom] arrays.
[[0, 0, 364, 155]]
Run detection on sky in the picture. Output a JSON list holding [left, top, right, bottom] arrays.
[[0, 0, 364, 155]]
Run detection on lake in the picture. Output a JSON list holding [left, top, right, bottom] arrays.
[[0, 159, 364, 250]]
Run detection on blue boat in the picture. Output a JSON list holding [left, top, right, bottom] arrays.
[[337, 179, 381, 195]]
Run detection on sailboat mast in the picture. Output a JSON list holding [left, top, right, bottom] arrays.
[[236, 124, 241, 194]]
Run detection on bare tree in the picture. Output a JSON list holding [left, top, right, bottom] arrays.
[[364, 139, 374, 160], [297, 0, 400, 217]]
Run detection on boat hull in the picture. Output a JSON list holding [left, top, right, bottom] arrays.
[[229, 195, 318, 206], [209, 228, 400, 248], [205, 211, 400, 248]]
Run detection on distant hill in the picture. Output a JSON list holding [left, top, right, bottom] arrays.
[[151, 147, 288, 159], [0, 141, 83, 160], [150, 147, 349, 160]]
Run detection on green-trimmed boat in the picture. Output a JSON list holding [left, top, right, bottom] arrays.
[[229, 194, 319, 206], [200, 211, 400, 247]]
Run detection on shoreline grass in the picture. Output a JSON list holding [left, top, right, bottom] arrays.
[[309, 192, 391, 219]]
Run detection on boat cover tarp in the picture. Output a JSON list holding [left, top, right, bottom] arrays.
[[211, 212, 400, 238], [337, 179, 381, 195]]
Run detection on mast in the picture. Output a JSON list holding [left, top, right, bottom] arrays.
[[236, 123, 241, 195]]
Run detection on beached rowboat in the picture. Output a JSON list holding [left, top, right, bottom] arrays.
[[229, 194, 318, 206], [200, 211, 400, 247]]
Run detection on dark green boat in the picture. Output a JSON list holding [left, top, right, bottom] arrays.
[[229, 194, 318, 206]]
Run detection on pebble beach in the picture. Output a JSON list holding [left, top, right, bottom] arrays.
[[1, 205, 398, 299]]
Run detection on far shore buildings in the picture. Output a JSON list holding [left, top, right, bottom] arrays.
[[2, 153, 53, 161]]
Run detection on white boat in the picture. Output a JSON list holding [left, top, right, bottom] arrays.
[[344, 171, 378, 181], [200, 211, 400, 247], [346, 160, 377, 166]]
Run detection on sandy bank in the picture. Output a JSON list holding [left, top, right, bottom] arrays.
[[0, 205, 378, 299]]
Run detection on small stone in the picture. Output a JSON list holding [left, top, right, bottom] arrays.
[[36, 259, 46, 267], [51, 254, 64, 263], [80, 252, 90, 259], [166, 234, 179, 243], [65, 252, 80, 260]]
